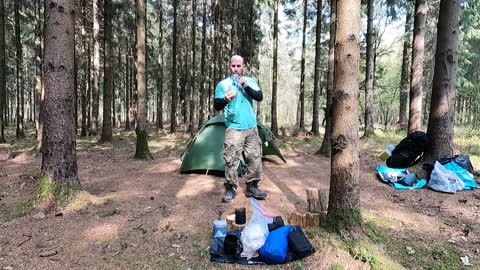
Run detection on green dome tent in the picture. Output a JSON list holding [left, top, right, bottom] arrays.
[[180, 114, 286, 175]]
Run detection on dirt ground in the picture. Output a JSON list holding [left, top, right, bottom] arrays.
[[0, 131, 479, 270]]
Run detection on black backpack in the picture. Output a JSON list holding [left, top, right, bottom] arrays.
[[386, 131, 430, 168]]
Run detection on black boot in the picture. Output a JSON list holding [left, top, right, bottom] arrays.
[[245, 180, 267, 200], [222, 183, 237, 203]]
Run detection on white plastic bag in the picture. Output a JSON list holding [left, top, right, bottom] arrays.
[[428, 161, 465, 193], [240, 198, 274, 259]]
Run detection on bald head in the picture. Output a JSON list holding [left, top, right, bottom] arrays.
[[230, 55, 244, 64], [230, 55, 245, 75]]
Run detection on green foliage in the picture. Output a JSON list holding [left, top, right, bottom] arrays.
[[0, 200, 33, 221], [36, 176, 82, 206], [325, 208, 363, 233]]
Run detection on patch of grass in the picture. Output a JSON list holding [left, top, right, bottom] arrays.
[[384, 237, 469, 270], [328, 262, 345, 270], [36, 176, 82, 206], [0, 200, 33, 221], [34, 240, 47, 249], [95, 199, 121, 218]]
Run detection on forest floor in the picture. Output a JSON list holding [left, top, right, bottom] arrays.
[[1, 125, 480, 270]]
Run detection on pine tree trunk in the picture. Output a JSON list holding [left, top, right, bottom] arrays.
[[271, 0, 279, 137], [100, 0, 113, 143], [170, 0, 178, 133], [156, 1, 164, 130], [326, 0, 362, 233], [15, 0, 25, 139], [298, 0, 308, 131], [42, 0, 80, 188], [0, 0, 6, 143], [125, 43, 130, 130], [134, 0, 152, 160], [91, 0, 100, 136], [363, 0, 374, 138], [189, 0, 196, 136], [398, 5, 412, 129], [198, 0, 207, 127], [408, 0, 427, 133], [425, 0, 460, 161], [311, 0, 323, 135], [317, 0, 336, 156]]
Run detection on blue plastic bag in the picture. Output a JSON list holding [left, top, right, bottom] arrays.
[[259, 226, 292, 264], [443, 161, 478, 190]]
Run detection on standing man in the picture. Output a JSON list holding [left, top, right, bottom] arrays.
[[214, 55, 267, 203]]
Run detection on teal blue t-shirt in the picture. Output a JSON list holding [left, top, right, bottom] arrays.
[[215, 76, 261, 130]]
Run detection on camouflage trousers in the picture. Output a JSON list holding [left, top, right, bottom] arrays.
[[224, 127, 262, 188]]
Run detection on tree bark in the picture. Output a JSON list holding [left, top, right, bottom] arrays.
[[189, 0, 197, 136], [408, 0, 427, 133], [91, 0, 100, 136], [156, 1, 164, 130], [0, 0, 6, 143], [170, 0, 178, 133], [125, 41, 130, 130], [425, 0, 460, 161], [198, 0, 207, 127], [398, 4, 412, 129], [100, 0, 113, 143], [42, 0, 80, 187], [311, 0, 323, 135], [298, 0, 308, 131], [317, 0, 336, 156], [15, 0, 25, 139], [271, 0, 279, 137], [134, 0, 152, 160], [362, 0, 374, 138], [326, 0, 362, 232]]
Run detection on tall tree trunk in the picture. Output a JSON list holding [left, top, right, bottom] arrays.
[[91, 0, 100, 136], [42, 0, 80, 191], [125, 44, 130, 130], [15, 0, 25, 139], [298, 0, 307, 131], [0, 0, 6, 143], [100, 0, 113, 143], [87, 43, 92, 131], [189, 0, 196, 136], [362, 0, 374, 138], [198, 0, 207, 127], [170, 0, 178, 133], [156, 1, 164, 130], [326, 0, 362, 232], [271, 0, 279, 137], [317, 0, 336, 156], [80, 9, 87, 137], [311, 0, 323, 135], [398, 5, 412, 129], [408, 0, 427, 134], [425, 0, 460, 161], [134, 0, 152, 159], [231, 0, 239, 55]]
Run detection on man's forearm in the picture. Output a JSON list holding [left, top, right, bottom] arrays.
[[244, 86, 263, 101], [214, 98, 228, 111]]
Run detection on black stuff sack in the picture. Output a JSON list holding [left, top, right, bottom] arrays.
[[224, 232, 243, 257], [387, 131, 430, 168], [268, 216, 285, 232], [288, 226, 315, 259]]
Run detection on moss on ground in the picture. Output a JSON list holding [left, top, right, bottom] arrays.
[[0, 200, 33, 221], [36, 175, 82, 206]]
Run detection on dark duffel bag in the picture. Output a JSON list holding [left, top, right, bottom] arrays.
[[287, 226, 315, 259]]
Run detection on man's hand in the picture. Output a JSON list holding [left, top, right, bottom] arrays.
[[238, 76, 247, 88], [224, 90, 237, 102]]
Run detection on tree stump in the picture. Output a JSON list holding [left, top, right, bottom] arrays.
[[306, 188, 329, 212]]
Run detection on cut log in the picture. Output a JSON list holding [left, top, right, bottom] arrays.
[[289, 211, 306, 226], [305, 212, 320, 227], [306, 188, 321, 213], [307, 188, 328, 212]]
